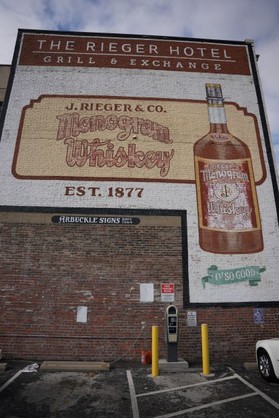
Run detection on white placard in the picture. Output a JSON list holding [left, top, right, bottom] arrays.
[[77, 306, 88, 323], [140, 283, 154, 302], [187, 311, 197, 327]]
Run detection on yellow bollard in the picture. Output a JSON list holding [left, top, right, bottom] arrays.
[[201, 323, 210, 375], [152, 326, 159, 377]]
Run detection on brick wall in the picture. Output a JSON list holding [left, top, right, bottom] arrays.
[[0, 219, 278, 364], [0, 221, 182, 361], [181, 306, 279, 364]]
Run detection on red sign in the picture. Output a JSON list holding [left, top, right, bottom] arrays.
[[161, 283, 175, 302], [161, 283, 174, 293]]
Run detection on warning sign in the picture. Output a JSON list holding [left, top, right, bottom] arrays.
[[161, 283, 175, 302]]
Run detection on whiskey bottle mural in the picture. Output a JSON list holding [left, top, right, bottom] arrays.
[[194, 83, 263, 254]]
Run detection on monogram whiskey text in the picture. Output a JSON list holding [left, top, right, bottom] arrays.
[[56, 112, 174, 177]]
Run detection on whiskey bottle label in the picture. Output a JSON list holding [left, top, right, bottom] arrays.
[[195, 157, 261, 231]]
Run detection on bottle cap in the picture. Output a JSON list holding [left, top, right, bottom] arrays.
[[205, 83, 223, 101]]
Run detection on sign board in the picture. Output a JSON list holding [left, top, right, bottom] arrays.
[[253, 308, 264, 324], [51, 215, 140, 225], [186, 311, 197, 327], [77, 306, 88, 323], [0, 30, 278, 306], [161, 283, 175, 302], [140, 283, 154, 303]]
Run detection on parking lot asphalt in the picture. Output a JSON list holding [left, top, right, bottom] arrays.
[[0, 360, 279, 417]]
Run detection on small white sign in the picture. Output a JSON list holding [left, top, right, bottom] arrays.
[[77, 306, 88, 323], [140, 283, 154, 302], [187, 311, 197, 327]]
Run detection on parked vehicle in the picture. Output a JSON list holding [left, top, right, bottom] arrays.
[[256, 338, 279, 382]]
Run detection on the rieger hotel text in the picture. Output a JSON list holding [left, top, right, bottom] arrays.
[[19, 34, 251, 75]]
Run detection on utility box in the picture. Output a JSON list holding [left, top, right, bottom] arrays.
[[166, 304, 179, 362]]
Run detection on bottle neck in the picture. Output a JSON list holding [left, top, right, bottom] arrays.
[[207, 99, 229, 134], [209, 122, 229, 134]]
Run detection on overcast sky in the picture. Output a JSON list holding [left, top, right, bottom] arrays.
[[0, 0, 278, 173]]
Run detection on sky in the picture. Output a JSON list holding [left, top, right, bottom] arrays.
[[0, 0, 278, 174]]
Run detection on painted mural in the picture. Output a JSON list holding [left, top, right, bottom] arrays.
[[194, 83, 263, 255], [12, 95, 264, 183], [0, 30, 278, 304]]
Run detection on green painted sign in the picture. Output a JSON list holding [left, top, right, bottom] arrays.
[[202, 265, 266, 289]]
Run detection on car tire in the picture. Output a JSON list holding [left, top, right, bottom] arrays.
[[257, 349, 277, 382]]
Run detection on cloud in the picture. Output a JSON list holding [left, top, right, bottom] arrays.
[[0, 0, 44, 62], [188, 0, 279, 42], [257, 36, 279, 137], [80, 0, 189, 36]]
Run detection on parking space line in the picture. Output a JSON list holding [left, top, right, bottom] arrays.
[[229, 367, 279, 410], [129, 368, 279, 418], [154, 392, 257, 418], [0, 363, 38, 393], [126, 370, 140, 418], [0, 370, 24, 393], [136, 374, 236, 397]]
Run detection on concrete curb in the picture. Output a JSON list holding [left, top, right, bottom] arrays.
[[244, 362, 258, 369], [40, 361, 110, 372], [158, 359, 195, 373], [0, 363, 7, 371]]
